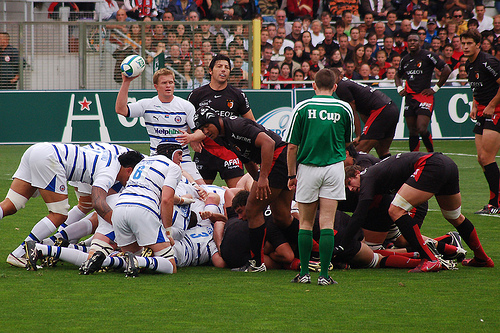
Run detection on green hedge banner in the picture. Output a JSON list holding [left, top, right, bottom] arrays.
[[0, 87, 473, 144]]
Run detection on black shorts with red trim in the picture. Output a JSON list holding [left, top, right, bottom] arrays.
[[267, 144, 289, 190], [473, 114, 500, 135], [404, 93, 434, 118], [405, 153, 460, 196], [361, 102, 399, 141], [194, 146, 244, 181]]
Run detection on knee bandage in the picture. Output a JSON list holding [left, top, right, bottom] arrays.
[[441, 206, 461, 220], [75, 191, 93, 210], [155, 246, 174, 260], [6, 189, 29, 211], [386, 224, 402, 243], [367, 253, 382, 268], [89, 238, 114, 255], [46, 199, 70, 215], [364, 241, 384, 251], [392, 193, 414, 212]]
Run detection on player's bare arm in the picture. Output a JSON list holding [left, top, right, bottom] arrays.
[[160, 186, 175, 245], [395, 73, 407, 97], [91, 186, 113, 224], [115, 75, 137, 116], [286, 143, 298, 191], [348, 100, 362, 143]]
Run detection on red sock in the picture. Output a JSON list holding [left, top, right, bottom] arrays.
[[434, 235, 451, 242], [286, 258, 301, 270], [375, 249, 419, 258], [380, 255, 420, 268], [312, 239, 319, 253]]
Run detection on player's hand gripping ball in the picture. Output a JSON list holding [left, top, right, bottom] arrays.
[[120, 55, 146, 78]]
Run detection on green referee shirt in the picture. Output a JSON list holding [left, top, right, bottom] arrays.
[[285, 95, 354, 166]]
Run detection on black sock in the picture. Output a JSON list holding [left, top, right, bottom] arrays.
[[394, 214, 436, 260], [421, 131, 434, 152], [409, 135, 420, 152], [249, 224, 266, 266], [484, 162, 500, 207]]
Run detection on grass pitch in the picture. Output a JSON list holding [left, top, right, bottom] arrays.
[[0, 141, 499, 332]]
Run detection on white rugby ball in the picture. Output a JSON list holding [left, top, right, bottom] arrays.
[[120, 55, 146, 78]]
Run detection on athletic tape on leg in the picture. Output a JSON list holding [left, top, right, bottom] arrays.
[[441, 206, 461, 220], [6, 189, 29, 210], [46, 199, 70, 215], [392, 193, 414, 212]]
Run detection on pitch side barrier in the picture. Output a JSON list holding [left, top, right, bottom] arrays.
[[0, 87, 474, 144]]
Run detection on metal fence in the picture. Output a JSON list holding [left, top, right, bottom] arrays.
[[1, 20, 254, 90]]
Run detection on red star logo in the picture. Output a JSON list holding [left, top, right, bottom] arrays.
[[78, 97, 92, 111]]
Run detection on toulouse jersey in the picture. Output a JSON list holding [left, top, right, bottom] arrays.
[[127, 95, 196, 159], [465, 51, 500, 106], [220, 117, 285, 164], [116, 155, 182, 219], [398, 49, 446, 94], [335, 78, 392, 116]]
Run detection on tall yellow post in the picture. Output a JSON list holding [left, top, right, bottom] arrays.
[[252, 19, 261, 89]]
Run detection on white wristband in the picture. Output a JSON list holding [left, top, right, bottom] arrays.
[[432, 85, 440, 93], [165, 227, 172, 237], [397, 86, 404, 93]]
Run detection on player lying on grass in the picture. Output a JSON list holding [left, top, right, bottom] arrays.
[[343, 152, 494, 272], [0, 143, 143, 268]]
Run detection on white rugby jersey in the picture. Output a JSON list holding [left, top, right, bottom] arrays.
[[51, 143, 121, 192], [85, 142, 132, 156], [173, 224, 218, 267], [127, 95, 196, 160], [116, 155, 182, 219]]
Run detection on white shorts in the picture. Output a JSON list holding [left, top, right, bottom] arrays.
[[295, 162, 346, 203], [113, 205, 168, 247], [181, 161, 203, 181], [13, 143, 69, 194]]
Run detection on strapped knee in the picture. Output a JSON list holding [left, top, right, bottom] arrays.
[[441, 206, 461, 220], [90, 238, 114, 255], [391, 193, 414, 212], [46, 199, 70, 216], [367, 253, 382, 268], [75, 191, 93, 210], [6, 189, 29, 210], [155, 246, 174, 260], [364, 241, 384, 251]]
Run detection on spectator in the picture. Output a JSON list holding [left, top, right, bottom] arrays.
[[267, 23, 277, 42], [411, 8, 425, 30], [446, 21, 458, 41], [358, 63, 374, 80], [437, 27, 450, 47], [379, 66, 396, 87], [263, 64, 282, 89], [363, 12, 375, 33], [352, 44, 366, 71], [381, 35, 398, 60], [277, 27, 295, 51], [318, 26, 339, 58], [260, 28, 270, 49], [348, 27, 364, 50], [330, 48, 344, 68], [124, 0, 158, 20], [417, 27, 430, 49], [187, 65, 210, 89], [397, 19, 412, 40], [301, 30, 314, 59], [165, 44, 183, 71], [397, 0, 428, 20], [328, 1, 359, 21], [451, 35, 463, 60], [157, 1, 171, 18], [365, 31, 379, 57], [344, 59, 362, 79], [292, 69, 306, 88], [393, 31, 407, 56], [310, 20, 324, 46], [176, 24, 186, 42], [384, 10, 399, 37], [293, 40, 308, 63], [213, 33, 227, 53], [342, 10, 354, 35], [320, 11, 333, 32], [301, 15, 312, 33], [452, 9, 468, 35], [370, 62, 380, 78], [468, 18, 479, 31], [286, 20, 303, 44], [278, 62, 293, 88], [229, 57, 248, 88], [309, 48, 325, 70], [338, 33, 353, 62], [261, 43, 273, 70], [95, 0, 120, 21], [0, 32, 19, 90], [181, 60, 193, 86], [151, 23, 167, 50], [270, 36, 285, 61], [430, 36, 442, 54], [287, 0, 314, 19], [301, 60, 311, 79], [106, 8, 131, 44], [481, 38, 493, 54], [126, 24, 142, 49], [279, 46, 301, 74], [444, 0, 473, 19], [474, 4, 493, 32], [374, 21, 386, 45], [442, 43, 459, 69], [334, 20, 347, 41], [360, 0, 394, 20], [363, 45, 375, 64], [275, 9, 292, 35], [390, 54, 401, 68], [168, 0, 197, 21], [424, 18, 438, 43], [491, 15, 500, 44], [375, 49, 391, 78]]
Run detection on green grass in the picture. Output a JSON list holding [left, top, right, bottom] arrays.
[[0, 141, 499, 332]]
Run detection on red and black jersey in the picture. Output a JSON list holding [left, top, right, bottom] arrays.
[[187, 84, 251, 119], [465, 51, 500, 107], [335, 78, 392, 117], [398, 49, 446, 94], [220, 117, 285, 164]]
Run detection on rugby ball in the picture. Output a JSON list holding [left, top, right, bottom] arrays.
[[120, 55, 146, 78]]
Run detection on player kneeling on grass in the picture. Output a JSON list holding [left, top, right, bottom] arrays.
[[342, 152, 494, 272], [79, 141, 183, 277]]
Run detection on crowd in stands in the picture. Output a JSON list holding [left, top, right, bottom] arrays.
[[61, 1, 500, 88]]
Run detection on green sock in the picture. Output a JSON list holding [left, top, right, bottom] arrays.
[[319, 229, 334, 278], [298, 229, 313, 276]]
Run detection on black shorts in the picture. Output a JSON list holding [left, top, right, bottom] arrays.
[[267, 145, 289, 190], [405, 153, 460, 196], [404, 93, 434, 118], [361, 102, 399, 141], [194, 147, 244, 181], [473, 115, 500, 135]]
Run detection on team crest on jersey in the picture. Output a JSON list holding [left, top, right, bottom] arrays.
[[417, 62, 422, 68], [175, 116, 182, 123], [475, 72, 480, 79], [227, 99, 234, 109], [60, 185, 66, 191]]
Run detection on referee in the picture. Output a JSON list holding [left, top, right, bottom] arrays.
[[286, 69, 355, 285]]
